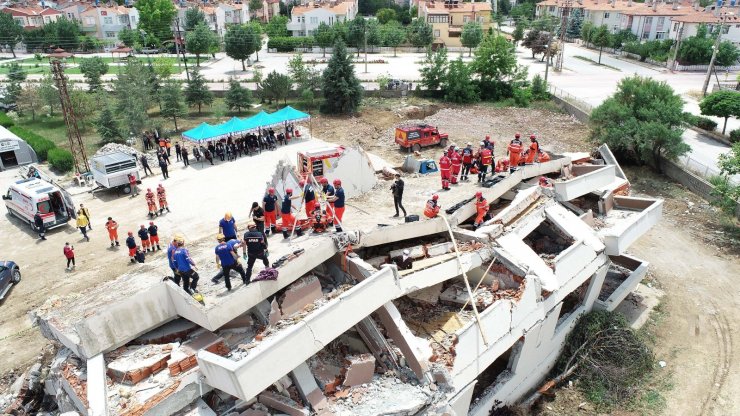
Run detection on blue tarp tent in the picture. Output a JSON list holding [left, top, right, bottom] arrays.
[[269, 106, 310, 123], [182, 122, 223, 142], [217, 117, 251, 136], [242, 111, 280, 130]]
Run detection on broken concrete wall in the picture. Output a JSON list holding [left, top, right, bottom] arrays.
[[552, 165, 616, 202], [323, 146, 378, 199], [599, 197, 663, 256]]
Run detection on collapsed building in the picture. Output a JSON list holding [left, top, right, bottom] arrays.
[[25, 144, 662, 416]]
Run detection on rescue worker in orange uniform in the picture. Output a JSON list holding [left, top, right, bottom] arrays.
[[328, 179, 345, 232], [262, 187, 279, 235], [145, 188, 158, 218], [478, 143, 493, 183], [105, 217, 120, 247], [450, 147, 462, 185], [298, 180, 316, 217], [507, 133, 523, 170], [320, 177, 335, 225], [524, 134, 540, 164], [439, 152, 452, 190], [495, 157, 510, 173], [474, 191, 489, 229], [424, 194, 441, 219], [538, 150, 551, 162], [157, 184, 170, 214], [280, 188, 297, 239]]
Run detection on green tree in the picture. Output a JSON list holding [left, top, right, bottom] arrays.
[[115, 60, 151, 136], [7, 63, 26, 83], [0, 12, 24, 58], [716, 41, 740, 67], [461, 22, 484, 57], [407, 18, 433, 49], [288, 52, 319, 92], [498, 0, 512, 16], [81, 35, 101, 52], [589, 76, 689, 170], [159, 80, 186, 131], [444, 58, 479, 104], [184, 68, 213, 114], [472, 34, 526, 100], [315, 22, 335, 57], [530, 74, 549, 100], [699, 91, 740, 134], [566, 8, 583, 40], [153, 57, 175, 78], [265, 15, 289, 38], [261, 70, 291, 105], [135, 0, 176, 45], [184, 7, 207, 31], [43, 18, 81, 51], [186, 22, 218, 66], [225, 78, 252, 114], [419, 47, 448, 92], [381, 21, 406, 57], [348, 16, 367, 56], [512, 24, 525, 47], [300, 88, 315, 111], [4, 63, 26, 107], [79, 57, 109, 92], [224, 24, 253, 71], [97, 104, 123, 144], [249, 0, 263, 19], [610, 29, 637, 49], [580, 21, 595, 47], [376, 8, 397, 24], [39, 74, 57, 116], [69, 88, 96, 133], [718, 142, 740, 175], [591, 25, 611, 64], [522, 27, 542, 58], [16, 85, 41, 120], [248, 22, 263, 61], [366, 18, 382, 49], [321, 41, 363, 114]]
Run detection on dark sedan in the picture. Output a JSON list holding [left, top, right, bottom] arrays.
[[0, 261, 20, 301]]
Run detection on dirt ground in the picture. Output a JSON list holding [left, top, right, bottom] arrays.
[[0, 99, 738, 416]]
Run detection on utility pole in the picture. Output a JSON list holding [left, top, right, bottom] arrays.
[[544, 15, 556, 82], [50, 60, 89, 174], [364, 23, 368, 74], [669, 22, 684, 72], [702, 11, 732, 96], [555, 0, 573, 72], [175, 18, 191, 82]]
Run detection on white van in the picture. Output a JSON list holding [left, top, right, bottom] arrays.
[[3, 178, 76, 231]]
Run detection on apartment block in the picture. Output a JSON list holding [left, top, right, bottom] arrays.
[[287, 0, 358, 37], [418, 0, 493, 48]]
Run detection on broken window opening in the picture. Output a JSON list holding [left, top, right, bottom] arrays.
[[523, 220, 576, 267], [556, 276, 592, 327], [469, 341, 519, 405]]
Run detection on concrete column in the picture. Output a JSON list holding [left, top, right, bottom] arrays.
[[86, 353, 109, 416], [375, 301, 431, 381]]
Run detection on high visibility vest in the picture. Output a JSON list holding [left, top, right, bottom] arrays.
[[424, 200, 440, 218]]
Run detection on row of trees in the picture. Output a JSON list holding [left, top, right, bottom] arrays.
[[0, 13, 105, 56]]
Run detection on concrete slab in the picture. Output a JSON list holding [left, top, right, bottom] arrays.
[[280, 276, 323, 316], [553, 165, 616, 202], [343, 354, 376, 387], [86, 354, 108, 416]]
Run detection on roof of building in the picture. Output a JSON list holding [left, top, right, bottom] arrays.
[[291, 1, 354, 16], [537, 0, 693, 15], [671, 10, 740, 23], [423, 1, 493, 14], [2, 6, 62, 16]]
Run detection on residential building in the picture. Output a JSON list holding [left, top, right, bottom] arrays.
[[668, 7, 740, 45], [1, 5, 62, 28], [174, 2, 250, 38], [255, 0, 281, 22], [287, 0, 358, 37], [79, 6, 139, 44], [418, 0, 493, 48]]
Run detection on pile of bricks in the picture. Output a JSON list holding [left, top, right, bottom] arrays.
[[62, 363, 89, 408], [120, 380, 181, 416], [107, 344, 175, 385], [109, 355, 170, 385], [167, 331, 230, 376]]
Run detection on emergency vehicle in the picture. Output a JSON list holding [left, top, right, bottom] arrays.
[[3, 178, 76, 231], [297, 146, 345, 183], [395, 124, 448, 152]]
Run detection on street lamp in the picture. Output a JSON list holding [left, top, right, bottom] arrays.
[[702, 10, 734, 96]]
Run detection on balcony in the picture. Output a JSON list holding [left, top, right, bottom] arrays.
[[593, 254, 649, 312], [553, 164, 617, 202], [598, 196, 663, 256]]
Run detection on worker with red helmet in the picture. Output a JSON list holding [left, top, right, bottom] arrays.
[[538, 150, 551, 162], [483, 135, 494, 152], [280, 188, 297, 239], [262, 187, 279, 235], [474, 191, 489, 229], [298, 179, 316, 217], [327, 179, 345, 231], [507, 133, 523, 169], [148, 221, 161, 251], [450, 147, 462, 185], [439, 152, 452, 190], [157, 184, 170, 214], [524, 134, 540, 164], [461, 142, 474, 181], [495, 157, 510, 173], [145, 188, 158, 218], [424, 194, 441, 218], [320, 177, 336, 224], [478, 142, 493, 183]]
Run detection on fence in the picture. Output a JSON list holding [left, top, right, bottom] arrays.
[[676, 154, 739, 186], [547, 84, 594, 115]]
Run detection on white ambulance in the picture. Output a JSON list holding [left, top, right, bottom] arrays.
[[3, 178, 76, 231]]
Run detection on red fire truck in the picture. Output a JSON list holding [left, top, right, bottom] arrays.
[[395, 124, 448, 152]]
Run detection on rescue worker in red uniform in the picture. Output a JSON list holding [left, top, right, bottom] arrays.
[[280, 188, 296, 239], [298, 180, 316, 217], [439, 153, 452, 190], [474, 191, 489, 229], [524, 134, 540, 164], [483, 135, 494, 151], [328, 179, 345, 232], [320, 178, 335, 225], [145, 188, 158, 218], [478, 144, 493, 183], [157, 184, 170, 214], [262, 188, 279, 235], [424, 194, 441, 219], [450, 147, 462, 185], [495, 157, 510, 173], [507, 133, 523, 170], [446, 145, 456, 158], [461, 143, 474, 181], [538, 150, 551, 162]]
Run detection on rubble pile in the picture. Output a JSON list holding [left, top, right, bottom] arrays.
[[95, 143, 158, 166], [328, 374, 435, 416]]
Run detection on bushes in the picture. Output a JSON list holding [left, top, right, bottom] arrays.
[[47, 148, 74, 172], [730, 129, 740, 143], [9, 126, 56, 161], [684, 112, 718, 131], [267, 37, 315, 52], [0, 112, 14, 128], [623, 39, 672, 62]]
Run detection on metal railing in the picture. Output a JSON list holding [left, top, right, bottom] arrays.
[[547, 84, 594, 115], [677, 154, 739, 185]]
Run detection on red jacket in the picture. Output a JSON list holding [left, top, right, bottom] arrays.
[[64, 246, 74, 259], [462, 147, 473, 164], [481, 149, 493, 166], [451, 151, 462, 167], [439, 155, 452, 171]]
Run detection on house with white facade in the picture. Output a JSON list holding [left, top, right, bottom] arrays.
[[1, 5, 62, 28], [174, 2, 249, 38], [80, 6, 139, 44], [287, 0, 358, 37], [667, 6, 740, 45]]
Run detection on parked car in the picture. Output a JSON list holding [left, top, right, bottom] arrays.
[[0, 261, 21, 301]]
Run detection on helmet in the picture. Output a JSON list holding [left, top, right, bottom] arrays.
[[299, 180, 305, 187], [333, 179, 341, 186], [432, 194, 439, 201], [530, 134, 536, 139], [147, 188, 152, 192], [268, 187, 275, 194], [149, 221, 154, 225], [480, 141, 485, 146], [454, 146, 460, 151], [216, 233, 225, 241], [475, 191, 483, 197], [485, 135, 490, 140], [286, 188, 293, 194], [128, 231, 133, 236], [515, 133, 521, 138], [247, 221, 256, 229], [192, 293, 204, 304], [320, 177, 329, 184]]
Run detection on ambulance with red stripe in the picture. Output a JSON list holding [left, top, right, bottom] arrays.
[[3, 178, 75, 231]]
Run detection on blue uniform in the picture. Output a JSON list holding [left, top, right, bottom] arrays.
[[215, 241, 236, 267], [174, 247, 194, 272], [125, 236, 136, 249], [219, 218, 236, 238], [281, 195, 292, 214], [334, 188, 346, 208], [167, 242, 177, 269], [304, 185, 315, 202], [263, 194, 278, 211], [323, 184, 335, 198]]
